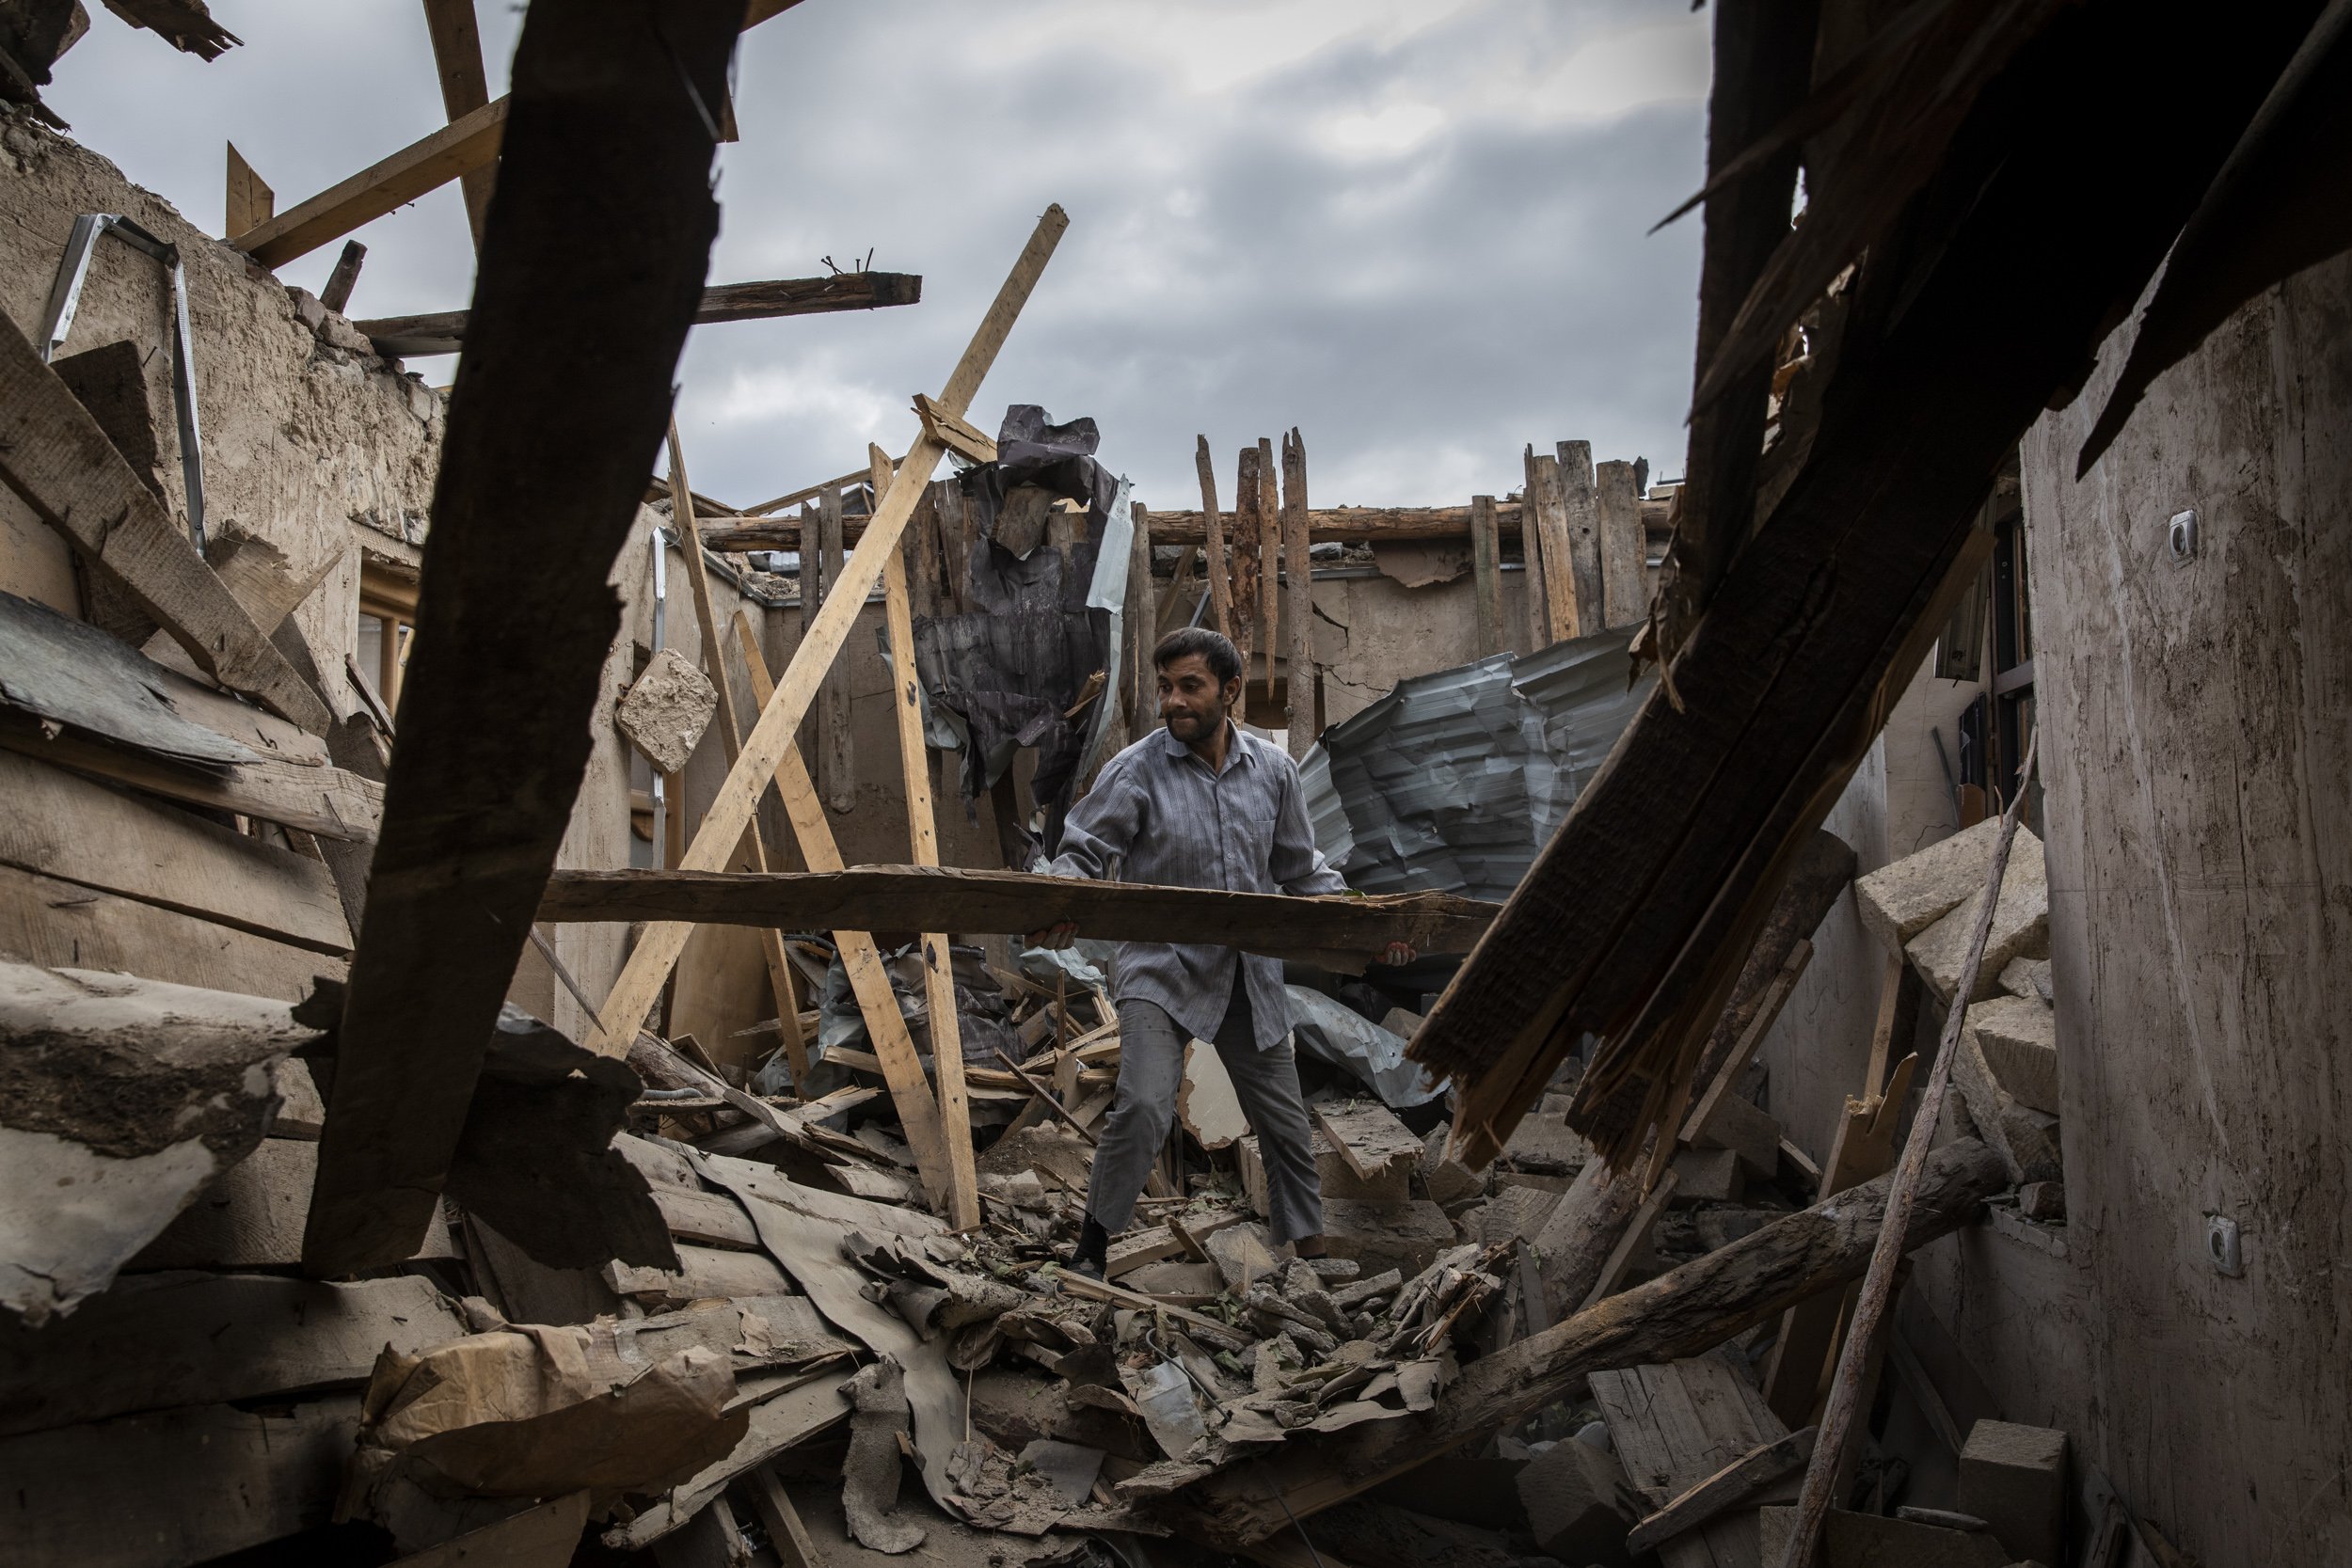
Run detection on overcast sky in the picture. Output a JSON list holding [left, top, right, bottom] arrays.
[[45, 1, 1708, 511]]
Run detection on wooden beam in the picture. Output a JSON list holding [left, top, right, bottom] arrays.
[[357, 274, 922, 357], [1596, 456, 1648, 631], [542, 865, 1497, 965], [421, 0, 496, 247], [1281, 428, 1313, 757], [231, 2, 810, 270], [1554, 439, 1605, 638], [585, 204, 1070, 1058], [1628, 1425, 1818, 1556], [0, 712, 383, 841], [298, 0, 742, 1276], [225, 141, 272, 237], [1470, 493, 1502, 657], [319, 240, 366, 313], [1256, 436, 1279, 696], [1165, 1140, 2007, 1549], [873, 442, 978, 1233], [1523, 446, 1579, 644], [912, 393, 996, 465], [666, 424, 807, 1088], [0, 313, 330, 733], [1127, 500, 1156, 724], [1230, 443, 1264, 678], [814, 483, 854, 814], [1193, 434, 1232, 636], [739, 467, 869, 518]]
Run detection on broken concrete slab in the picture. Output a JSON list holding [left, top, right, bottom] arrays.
[[1958, 1419, 2066, 1566], [1499, 1093, 1592, 1175], [615, 646, 719, 774], [1963, 993, 2060, 1116], [1516, 1433, 1637, 1566], [1997, 954, 2053, 1004], [1853, 816, 2010, 955], [0, 962, 316, 1324], [1950, 1027, 2063, 1185], [1207, 1222, 1285, 1293], [1907, 829, 2048, 1004]]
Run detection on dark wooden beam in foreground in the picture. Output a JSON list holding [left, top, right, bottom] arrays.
[[300, 0, 743, 1278], [538, 866, 1498, 968], [357, 273, 922, 356], [1162, 1139, 2006, 1549]]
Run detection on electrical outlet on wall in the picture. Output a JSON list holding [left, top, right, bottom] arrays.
[[2206, 1212, 2243, 1276], [2168, 508, 2199, 568]]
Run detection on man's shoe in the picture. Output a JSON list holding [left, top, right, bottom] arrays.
[[1070, 1214, 1110, 1281]]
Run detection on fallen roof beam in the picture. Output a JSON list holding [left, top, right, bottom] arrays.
[[1161, 1138, 2006, 1550], [299, 0, 742, 1277], [538, 866, 1499, 968], [230, 0, 806, 269], [1139, 499, 1670, 546], [358, 272, 922, 356]]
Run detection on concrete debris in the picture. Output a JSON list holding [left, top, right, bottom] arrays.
[[616, 645, 720, 773]]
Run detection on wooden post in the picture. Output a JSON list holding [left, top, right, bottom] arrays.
[[1193, 435, 1232, 637], [869, 444, 979, 1231], [225, 143, 274, 239], [1524, 446, 1581, 643], [1230, 444, 1263, 681], [1779, 734, 2041, 1568], [816, 483, 854, 814], [1595, 456, 1647, 631], [1281, 428, 1313, 758], [1470, 494, 1502, 657], [1520, 465, 1552, 653], [1557, 439, 1606, 636], [733, 614, 958, 1209], [665, 421, 807, 1086], [420, 0, 497, 248], [1256, 436, 1279, 699], [586, 201, 1068, 1051], [319, 240, 367, 313], [1129, 500, 1156, 728]]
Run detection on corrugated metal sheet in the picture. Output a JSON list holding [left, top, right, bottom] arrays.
[[1302, 626, 1654, 903]]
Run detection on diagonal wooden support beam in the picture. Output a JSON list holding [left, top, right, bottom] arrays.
[[586, 204, 1070, 1061], [665, 422, 807, 1087], [421, 0, 497, 248], [730, 612, 955, 1208], [298, 0, 742, 1278]]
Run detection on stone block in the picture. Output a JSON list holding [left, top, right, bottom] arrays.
[[1419, 1125, 1488, 1209], [1959, 1419, 2066, 1566], [1670, 1147, 1744, 1204], [1321, 1199, 1456, 1277], [1500, 1094, 1593, 1176], [2017, 1180, 2066, 1222], [1514, 1436, 1635, 1567], [1854, 816, 2009, 954], [1964, 994, 2060, 1115], [1950, 1028, 2062, 1184], [615, 647, 718, 773], [1239, 1132, 1407, 1215], [1758, 1505, 2010, 1567], [1998, 954, 2053, 1003], [1692, 1090, 1781, 1180], [1907, 829, 2047, 1004]]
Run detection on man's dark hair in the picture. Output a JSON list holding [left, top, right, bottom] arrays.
[[1153, 626, 1242, 686]]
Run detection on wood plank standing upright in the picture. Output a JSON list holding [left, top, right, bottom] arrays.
[[1192, 435, 1232, 637], [871, 444, 980, 1231], [665, 422, 807, 1085], [1522, 446, 1577, 644], [1280, 429, 1313, 757], [1256, 436, 1280, 699], [1595, 456, 1647, 631], [816, 483, 854, 815], [586, 203, 1069, 1060], [1128, 500, 1155, 726], [1556, 439, 1606, 635], [1470, 494, 1502, 657], [1229, 444, 1264, 680]]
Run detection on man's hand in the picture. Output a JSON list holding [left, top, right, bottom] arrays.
[[1027, 921, 1078, 951], [1379, 942, 1417, 967]]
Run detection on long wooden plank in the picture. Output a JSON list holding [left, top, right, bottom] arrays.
[[0, 1396, 362, 1568], [300, 0, 745, 1276], [421, 0, 497, 247], [814, 483, 854, 812], [1256, 436, 1280, 696], [1523, 447, 1577, 644], [544, 865, 1497, 963], [0, 1272, 465, 1439], [733, 615, 955, 1208], [587, 205, 1070, 1058], [1193, 434, 1233, 635], [1596, 456, 1648, 631], [1555, 440, 1606, 639], [667, 425, 808, 1087], [1281, 428, 1313, 757], [0, 750, 349, 952], [1629, 1427, 1818, 1557], [0, 314, 329, 732], [872, 444, 978, 1232], [0, 863, 342, 1002], [0, 712, 383, 841], [358, 273, 923, 356], [1470, 493, 1502, 657]]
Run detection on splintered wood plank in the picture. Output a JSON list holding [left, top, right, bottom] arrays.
[[873, 443, 977, 1231], [1311, 1101, 1424, 1182], [587, 206, 1070, 1059], [1230, 442, 1264, 676], [225, 141, 273, 237], [1555, 440, 1606, 636], [1593, 1355, 1791, 1568], [1281, 428, 1313, 756], [298, 0, 744, 1276], [0, 714, 383, 842], [815, 483, 854, 814], [1470, 493, 1502, 657], [1257, 436, 1280, 695], [0, 314, 329, 732], [1194, 435, 1233, 636], [1523, 446, 1579, 644], [362, 274, 921, 356], [1596, 456, 1648, 630], [733, 616, 955, 1208], [0, 751, 349, 953]]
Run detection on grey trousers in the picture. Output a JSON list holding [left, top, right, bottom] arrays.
[[1086, 981, 1324, 1245]]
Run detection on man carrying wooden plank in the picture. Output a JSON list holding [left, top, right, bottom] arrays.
[[1028, 626, 1413, 1277]]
